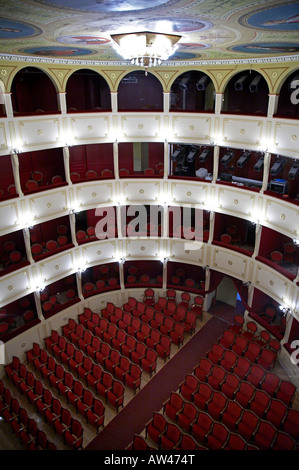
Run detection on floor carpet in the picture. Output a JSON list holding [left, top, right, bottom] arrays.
[[86, 301, 243, 450]]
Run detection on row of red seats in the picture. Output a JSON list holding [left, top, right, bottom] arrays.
[[44, 333, 125, 413], [0, 379, 57, 450], [63, 315, 158, 377], [5, 357, 84, 449], [179, 375, 298, 448], [195, 356, 297, 412]]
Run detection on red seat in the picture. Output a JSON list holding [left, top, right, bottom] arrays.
[[131, 342, 147, 365], [246, 364, 266, 388], [273, 431, 297, 450], [177, 402, 198, 432], [207, 364, 226, 390], [64, 419, 83, 450], [66, 379, 84, 408], [261, 371, 280, 396], [146, 412, 167, 444], [191, 411, 213, 443], [163, 392, 184, 421], [250, 389, 271, 418], [221, 400, 243, 431], [237, 409, 259, 442], [104, 348, 121, 375], [235, 382, 256, 408], [86, 398, 105, 431], [207, 343, 225, 364], [231, 335, 249, 356], [136, 323, 151, 343], [282, 409, 299, 440], [193, 382, 213, 410], [257, 349, 276, 370], [177, 434, 198, 451], [219, 350, 238, 372], [160, 423, 182, 450], [96, 371, 113, 401], [69, 349, 84, 376], [125, 364, 142, 394], [266, 398, 288, 428], [207, 390, 227, 420], [194, 358, 214, 382], [76, 389, 95, 420], [141, 349, 157, 376], [228, 314, 244, 334], [276, 380, 296, 406], [143, 288, 155, 306], [102, 323, 118, 344], [173, 306, 187, 324], [114, 356, 131, 382], [233, 356, 251, 380], [220, 372, 240, 399], [180, 374, 200, 402], [206, 422, 229, 450], [107, 380, 125, 411], [183, 310, 197, 335], [244, 341, 262, 363], [127, 318, 142, 337], [224, 433, 247, 450], [112, 330, 127, 352], [254, 420, 277, 450], [241, 321, 258, 340], [146, 329, 161, 350], [169, 322, 185, 348], [156, 335, 171, 362], [219, 330, 236, 349]]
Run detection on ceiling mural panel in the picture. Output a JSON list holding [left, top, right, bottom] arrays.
[[0, 0, 298, 62]]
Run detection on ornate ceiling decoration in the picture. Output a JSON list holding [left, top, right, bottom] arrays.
[[0, 0, 298, 63]]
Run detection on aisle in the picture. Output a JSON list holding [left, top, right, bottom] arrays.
[[85, 307, 234, 451]]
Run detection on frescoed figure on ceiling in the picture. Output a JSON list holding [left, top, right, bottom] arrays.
[[240, 4, 299, 30], [20, 46, 95, 57], [0, 18, 41, 38]]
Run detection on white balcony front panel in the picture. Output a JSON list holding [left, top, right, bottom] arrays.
[[38, 251, 74, 284], [264, 197, 299, 239], [16, 116, 62, 151], [170, 181, 209, 205], [0, 122, 9, 153], [0, 268, 31, 307], [72, 181, 114, 210], [120, 115, 162, 139], [125, 238, 161, 259], [122, 180, 161, 203], [170, 239, 204, 264], [222, 117, 264, 149], [69, 114, 110, 143], [0, 200, 20, 235], [217, 186, 255, 218], [212, 246, 250, 281], [273, 121, 299, 157], [81, 240, 117, 266], [254, 261, 291, 306], [171, 115, 212, 142], [28, 189, 69, 222]]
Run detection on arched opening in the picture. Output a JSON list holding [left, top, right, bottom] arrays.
[[66, 69, 111, 112], [276, 69, 299, 118], [11, 67, 59, 115], [222, 70, 269, 116], [170, 71, 215, 112], [117, 71, 163, 111]]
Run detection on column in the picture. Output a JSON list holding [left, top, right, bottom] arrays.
[[119, 260, 125, 290], [3, 92, 13, 117], [208, 211, 215, 244], [162, 258, 168, 290], [113, 141, 119, 178], [69, 212, 78, 246], [10, 152, 23, 196], [76, 271, 84, 300], [267, 94, 279, 118], [203, 266, 210, 311], [57, 92, 67, 114], [23, 228, 34, 263], [212, 145, 219, 183], [111, 92, 118, 113], [261, 151, 271, 193], [34, 291, 44, 320], [252, 223, 262, 258], [163, 92, 170, 113], [163, 140, 169, 179], [214, 93, 224, 115], [63, 146, 71, 184]]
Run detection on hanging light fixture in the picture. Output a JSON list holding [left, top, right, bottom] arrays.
[[110, 31, 181, 74]]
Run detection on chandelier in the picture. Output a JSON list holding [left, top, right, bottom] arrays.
[[111, 31, 181, 73]]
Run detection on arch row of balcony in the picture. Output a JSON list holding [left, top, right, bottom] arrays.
[[0, 64, 298, 117]]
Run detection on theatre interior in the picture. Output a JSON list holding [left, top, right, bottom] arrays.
[[0, 0, 299, 451]]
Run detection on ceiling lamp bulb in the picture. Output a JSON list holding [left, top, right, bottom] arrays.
[[111, 31, 181, 73]]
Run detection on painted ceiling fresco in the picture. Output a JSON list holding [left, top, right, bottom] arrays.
[[0, 0, 298, 63]]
